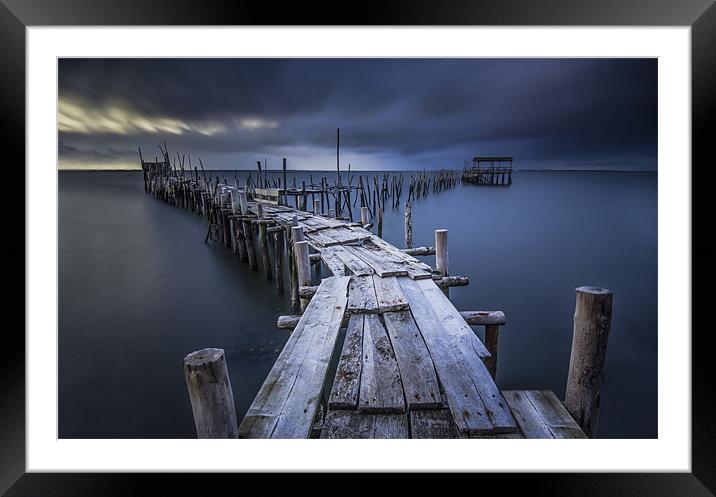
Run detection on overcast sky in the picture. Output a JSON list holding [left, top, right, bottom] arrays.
[[58, 58, 657, 171]]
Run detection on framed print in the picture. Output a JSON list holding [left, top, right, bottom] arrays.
[[2, 0, 713, 494]]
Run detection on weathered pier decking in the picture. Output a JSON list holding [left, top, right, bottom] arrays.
[[142, 150, 612, 440]]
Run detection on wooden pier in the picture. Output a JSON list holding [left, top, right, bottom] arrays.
[[142, 148, 613, 440], [462, 156, 513, 185]]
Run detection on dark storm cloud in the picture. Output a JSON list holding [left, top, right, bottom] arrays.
[[58, 58, 657, 170]]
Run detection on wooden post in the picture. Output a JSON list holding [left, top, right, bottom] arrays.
[[404, 202, 413, 249], [183, 348, 238, 439], [282, 158, 288, 205], [484, 325, 500, 380], [360, 206, 370, 226], [314, 198, 321, 215], [435, 229, 449, 297], [377, 206, 383, 238], [273, 231, 284, 294], [564, 286, 613, 438], [294, 240, 311, 311], [258, 223, 272, 280], [238, 190, 248, 215], [243, 219, 257, 269]]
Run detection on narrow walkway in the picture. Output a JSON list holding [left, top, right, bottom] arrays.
[[238, 202, 585, 439]]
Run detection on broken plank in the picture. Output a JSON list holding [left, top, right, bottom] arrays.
[[359, 314, 405, 414], [238, 276, 350, 438], [320, 410, 409, 439], [328, 314, 364, 410], [382, 310, 442, 410], [373, 275, 409, 312], [347, 275, 379, 314]]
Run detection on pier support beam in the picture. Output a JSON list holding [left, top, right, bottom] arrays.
[[404, 202, 413, 249], [564, 286, 613, 438], [360, 206, 370, 227], [435, 229, 449, 297], [273, 231, 284, 294], [294, 241, 311, 311], [183, 348, 238, 439]]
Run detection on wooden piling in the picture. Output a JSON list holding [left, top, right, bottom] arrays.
[[404, 202, 413, 249], [294, 240, 311, 311], [377, 206, 383, 238], [484, 325, 500, 380], [435, 229, 449, 297], [243, 219, 257, 269], [258, 223, 272, 280], [564, 286, 613, 438], [183, 348, 238, 439], [360, 206, 370, 227], [273, 231, 284, 294]]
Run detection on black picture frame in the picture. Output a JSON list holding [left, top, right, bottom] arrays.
[[1, 0, 713, 494]]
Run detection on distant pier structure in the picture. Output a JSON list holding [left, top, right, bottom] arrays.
[[462, 156, 513, 186]]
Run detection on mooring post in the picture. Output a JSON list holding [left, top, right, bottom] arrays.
[[404, 202, 413, 249], [183, 348, 238, 439], [329, 209, 335, 219], [564, 286, 613, 438], [360, 206, 370, 227], [314, 198, 321, 215], [282, 157, 288, 206], [435, 229, 449, 297], [294, 240, 311, 311]]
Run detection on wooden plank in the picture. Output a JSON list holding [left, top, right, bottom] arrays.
[[503, 390, 587, 438], [410, 409, 461, 439], [414, 278, 516, 432], [343, 245, 408, 278], [328, 314, 364, 410], [319, 247, 347, 276], [382, 310, 442, 410], [238, 276, 350, 438], [399, 278, 517, 436], [358, 314, 405, 414], [306, 230, 342, 247], [347, 275, 379, 314], [320, 410, 409, 439], [332, 246, 374, 276], [502, 390, 554, 439], [373, 275, 409, 312]]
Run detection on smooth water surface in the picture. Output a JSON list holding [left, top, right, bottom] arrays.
[[59, 170, 657, 438]]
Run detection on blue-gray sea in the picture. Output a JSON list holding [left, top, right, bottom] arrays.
[[59, 170, 657, 438]]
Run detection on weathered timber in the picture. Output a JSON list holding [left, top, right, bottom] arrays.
[[183, 348, 238, 439], [373, 275, 409, 312], [382, 310, 442, 410], [328, 314, 364, 410], [410, 409, 461, 439], [399, 278, 517, 435], [504, 390, 587, 439], [564, 286, 613, 438], [320, 410, 409, 439], [358, 314, 405, 414], [347, 275, 379, 314], [239, 276, 350, 438], [402, 246, 435, 256], [460, 310, 506, 326]]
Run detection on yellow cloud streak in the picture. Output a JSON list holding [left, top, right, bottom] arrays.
[[58, 99, 226, 136]]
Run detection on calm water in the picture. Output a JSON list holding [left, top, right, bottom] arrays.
[[59, 170, 657, 438]]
